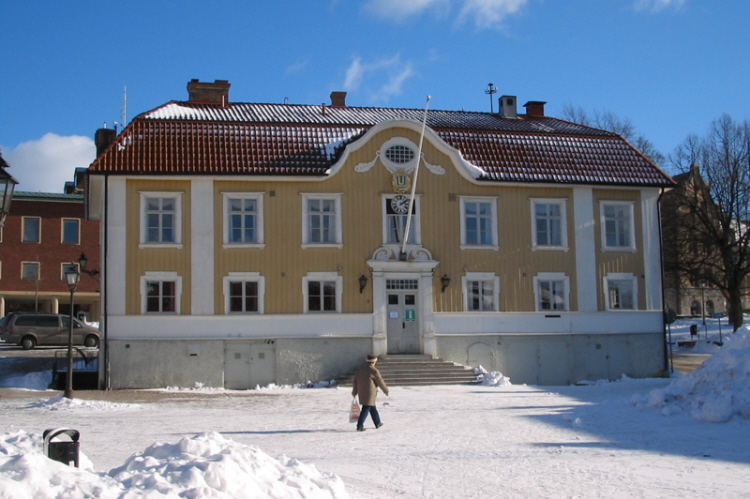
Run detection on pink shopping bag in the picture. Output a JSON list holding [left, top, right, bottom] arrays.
[[349, 397, 361, 423]]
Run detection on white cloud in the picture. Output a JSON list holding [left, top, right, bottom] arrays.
[[363, 0, 449, 22], [363, 0, 526, 29], [344, 57, 366, 91], [634, 0, 686, 12], [1, 133, 95, 193], [285, 59, 309, 74], [343, 54, 415, 103], [457, 0, 528, 29]]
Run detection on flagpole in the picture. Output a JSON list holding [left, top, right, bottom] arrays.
[[400, 95, 431, 261]]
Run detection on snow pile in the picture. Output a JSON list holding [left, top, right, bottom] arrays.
[[0, 431, 108, 498], [0, 370, 51, 390], [634, 326, 750, 423], [475, 367, 512, 386], [25, 394, 140, 412], [0, 431, 349, 499], [110, 432, 349, 498]]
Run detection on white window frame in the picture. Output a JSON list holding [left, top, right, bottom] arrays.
[[302, 272, 343, 313], [380, 137, 419, 171], [533, 272, 570, 312], [382, 194, 421, 245], [222, 192, 264, 248], [531, 199, 568, 251], [462, 272, 500, 312], [139, 192, 183, 248], [21, 261, 39, 280], [22, 216, 41, 244], [223, 272, 265, 314], [61, 218, 81, 245], [603, 273, 638, 311], [140, 271, 182, 314], [301, 193, 342, 248], [600, 201, 636, 251], [459, 197, 498, 250], [61, 262, 80, 281]]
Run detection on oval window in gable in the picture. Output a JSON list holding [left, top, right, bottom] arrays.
[[385, 144, 415, 165]]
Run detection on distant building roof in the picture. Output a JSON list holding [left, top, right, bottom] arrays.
[[13, 191, 83, 201], [88, 99, 674, 187]]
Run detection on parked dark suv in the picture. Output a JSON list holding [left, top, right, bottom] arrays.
[[0, 313, 100, 349]]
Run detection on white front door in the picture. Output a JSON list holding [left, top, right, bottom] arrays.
[[386, 279, 420, 354]]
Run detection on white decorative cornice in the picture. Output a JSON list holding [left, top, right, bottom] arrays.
[[370, 245, 434, 262]]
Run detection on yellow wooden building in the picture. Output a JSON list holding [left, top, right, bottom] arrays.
[[86, 80, 675, 389]]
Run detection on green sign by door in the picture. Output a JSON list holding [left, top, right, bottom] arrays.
[[405, 309, 416, 322]]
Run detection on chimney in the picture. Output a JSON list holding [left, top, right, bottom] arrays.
[[330, 91, 347, 107], [498, 95, 517, 118], [187, 79, 231, 105], [523, 101, 546, 118], [95, 128, 116, 156]]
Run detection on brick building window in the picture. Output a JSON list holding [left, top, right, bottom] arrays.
[[62, 219, 80, 244], [22, 262, 40, 280], [22, 217, 41, 243]]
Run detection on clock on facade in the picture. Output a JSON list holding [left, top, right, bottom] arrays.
[[390, 195, 410, 214]]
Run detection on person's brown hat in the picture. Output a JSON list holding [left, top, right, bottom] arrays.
[[366, 354, 377, 363]]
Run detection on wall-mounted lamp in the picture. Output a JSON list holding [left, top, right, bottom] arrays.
[[441, 274, 451, 293], [359, 274, 368, 294], [78, 252, 100, 276]]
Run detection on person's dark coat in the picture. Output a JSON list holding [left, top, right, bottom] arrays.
[[352, 361, 389, 406]]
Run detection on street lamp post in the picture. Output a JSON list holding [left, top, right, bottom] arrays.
[[64, 263, 80, 399]]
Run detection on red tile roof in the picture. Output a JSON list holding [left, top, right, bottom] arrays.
[[89, 101, 674, 187]]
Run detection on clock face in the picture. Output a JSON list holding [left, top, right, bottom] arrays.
[[390, 195, 410, 214]]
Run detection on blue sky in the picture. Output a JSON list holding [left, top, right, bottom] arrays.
[[1, 0, 748, 192]]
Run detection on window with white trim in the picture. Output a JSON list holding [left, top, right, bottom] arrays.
[[460, 197, 498, 249], [223, 193, 264, 246], [22, 217, 40, 243], [223, 272, 265, 314], [601, 201, 635, 250], [302, 194, 342, 247], [140, 271, 182, 314], [533, 273, 570, 311], [383, 195, 419, 245], [21, 262, 39, 280], [462, 273, 500, 312], [61, 262, 79, 281], [61, 218, 80, 244], [140, 193, 182, 246], [380, 137, 419, 171], [303, 272, 342, 313], [531, 199, 567, 250], [604, 273, 638, 310]]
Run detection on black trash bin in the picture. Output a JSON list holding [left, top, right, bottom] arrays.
[[43, 428, 80, 467]]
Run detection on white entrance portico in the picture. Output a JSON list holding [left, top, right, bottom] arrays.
[[369, 245, 439, 358]]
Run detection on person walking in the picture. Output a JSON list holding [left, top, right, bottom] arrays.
[[352, 354, 389, 431]]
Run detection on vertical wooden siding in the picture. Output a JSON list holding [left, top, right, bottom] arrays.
[[124, 127, 648, 316], [126, 179, 192, 315]]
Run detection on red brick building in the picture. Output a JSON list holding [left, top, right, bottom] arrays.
[[0, 191, 100, 321]]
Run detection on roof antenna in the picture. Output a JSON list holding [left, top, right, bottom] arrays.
[[485, 83, 497, 113], [121, 86, 128, 127]]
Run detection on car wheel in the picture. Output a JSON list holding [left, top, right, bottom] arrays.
[[21, 336, 36, 350], [84, 335, 99, 348]]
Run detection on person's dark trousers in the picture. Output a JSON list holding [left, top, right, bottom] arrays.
[[357, 405, 381, 428]]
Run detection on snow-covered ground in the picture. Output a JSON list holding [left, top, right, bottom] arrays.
[[1, 318, 749, 498]]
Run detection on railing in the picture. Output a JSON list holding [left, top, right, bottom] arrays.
[[53, 349, 99, 373]]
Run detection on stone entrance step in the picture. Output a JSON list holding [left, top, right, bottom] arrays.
[[339, 354, 480, 387]]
